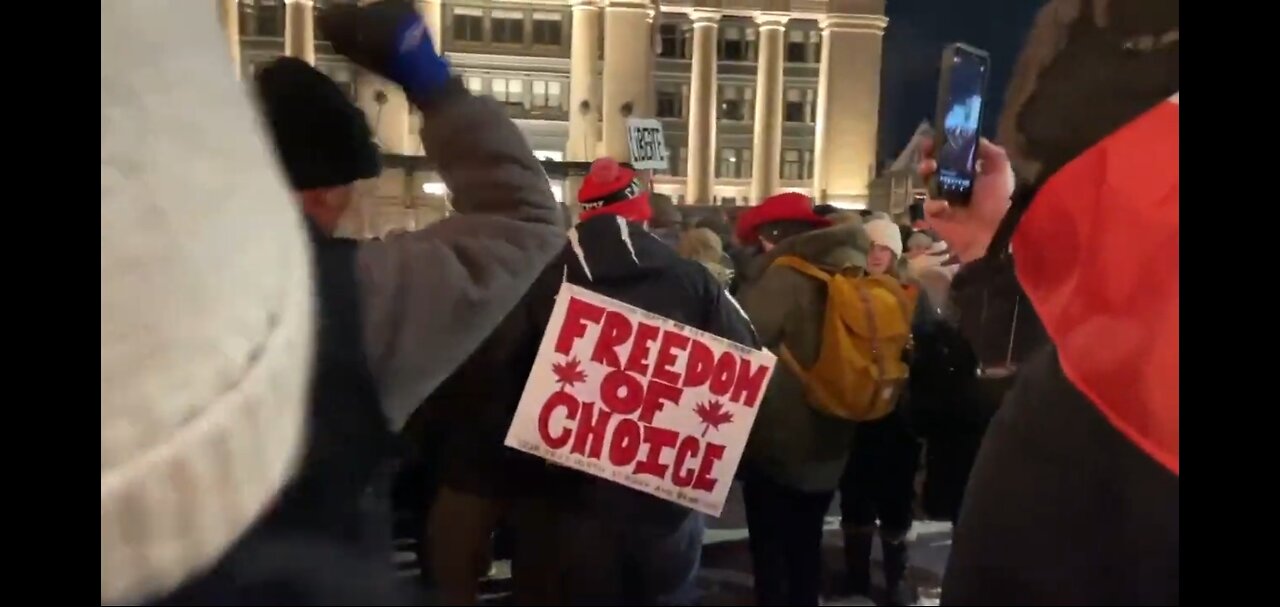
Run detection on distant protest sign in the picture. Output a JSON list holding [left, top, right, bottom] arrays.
[[505, 283, 775, 516]]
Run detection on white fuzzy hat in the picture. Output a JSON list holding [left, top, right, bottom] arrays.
[[102, 2, 314, 604], [864, 218, 904, 258]]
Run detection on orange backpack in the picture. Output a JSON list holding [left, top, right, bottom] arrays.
[[772, 256, 918, 422]]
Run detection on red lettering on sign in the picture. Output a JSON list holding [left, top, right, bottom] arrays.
[[671, 434, 701, 488], [730, 358, 769, 408], [592, 311, 634, 369], [692, 441, 725, 493], [600, 368, 644, 416], [537, 391, 579, 449], [709, 351, 738, 398], [638, 378, 683, 426], [556, 297, 605, 356], [632, 425, 678, 480], [570, 401, 613, 460], [608, 417, 642, 467], [624, 322, 661, 377], [652, 330, 690, 385], [682, 339, 715, 389]]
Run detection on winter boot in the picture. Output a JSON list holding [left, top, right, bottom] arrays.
[[881, 535, 917, 606], [842, 527, 875, 597]]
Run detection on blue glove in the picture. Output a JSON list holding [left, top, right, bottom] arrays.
[[386, 18, 451, 98], [319, 0, 452, 98]]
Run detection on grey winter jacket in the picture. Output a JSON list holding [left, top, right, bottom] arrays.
[[357, 89, 566, 429], [738, 224, 871, 493]]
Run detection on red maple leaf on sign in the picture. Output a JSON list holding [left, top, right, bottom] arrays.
[[551, 357, 588, 392], [694, 400, 735, 437]]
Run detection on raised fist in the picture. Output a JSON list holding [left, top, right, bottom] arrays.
[[318, 0, 450, 97]]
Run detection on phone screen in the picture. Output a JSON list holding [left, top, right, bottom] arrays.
[[909, 194, 926, 223], [935, 45, 989, 202]]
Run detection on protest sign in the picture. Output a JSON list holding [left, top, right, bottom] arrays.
[[505, 283, 775, 516], [626, 118, 670, 171]]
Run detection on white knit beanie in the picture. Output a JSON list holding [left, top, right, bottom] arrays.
[[102, 1, 313, 604], [864, 218, 904, 258]]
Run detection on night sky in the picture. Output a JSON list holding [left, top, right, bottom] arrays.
[[877, 0, 1049, 166]]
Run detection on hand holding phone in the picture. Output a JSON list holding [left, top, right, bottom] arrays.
[[908, 193, 926, 224], [929, 43, 990, 206], [916, 137, 1015, 263]]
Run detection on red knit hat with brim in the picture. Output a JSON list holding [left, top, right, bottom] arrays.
[[578, 158, 652, 223], [735, 192, 832, 245]]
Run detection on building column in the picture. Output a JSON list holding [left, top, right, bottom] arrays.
[[750, 13, 788, 202], [601, 0, 654, 162], [357, 73, 412, 154], [567, 0, 602, 163], [216, 0, 241, 79], [359, 0, 411, 153], [640, 7, 659, 119], [284, 0, 315, 65], [414, 0, 443, 53], [402, 0, 442, 154], [566, 1, 603, 205], [812, 11, 887, 204], [684, 10, 719, 205]]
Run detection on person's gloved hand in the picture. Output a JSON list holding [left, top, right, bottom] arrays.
[[318, 0, 450, 99]]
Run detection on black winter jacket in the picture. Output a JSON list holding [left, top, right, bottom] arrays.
[[538, 214, 759, 525], [264, 222, 396, 544], [418, 214, 758, 504], [149, 526, 413, 606], [942, 345, 1178, 605]]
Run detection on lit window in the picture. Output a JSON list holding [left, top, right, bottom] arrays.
[[722, 26, 747, 61], [492, 9, 525, 44], [465, 75, 485, 96], [659, 23, 680, 58], [531, 80, 563, 109], [720, 85, 752, 122], [784, 88, 816, 123], [453, 7, 484, 42], [533, 12, 563, 46], [718, 148, 738, 179], [656, 82, 681, 118], [786, 29, 808, 63], [717, 148, 752, 179], [785, 89, 805, 123], [491, 78, 524, 106], [241, 0, 284, 37], [782, 149, 803, 180]]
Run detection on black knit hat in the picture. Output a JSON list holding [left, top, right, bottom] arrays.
[[254, 57, 380, 190]]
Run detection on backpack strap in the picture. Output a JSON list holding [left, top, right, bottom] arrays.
[[771, 255, 833, 283], [770, 256, 827, 384]]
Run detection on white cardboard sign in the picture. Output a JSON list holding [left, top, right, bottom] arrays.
[[504, 283, 775, 516], [626, 118, 671, 171]]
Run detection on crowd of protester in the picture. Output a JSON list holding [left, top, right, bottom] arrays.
[[102, 0, 1177, 605]]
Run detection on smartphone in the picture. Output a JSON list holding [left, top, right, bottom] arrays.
[[908, 192, 927, 223], [929, 43, 991, 206]]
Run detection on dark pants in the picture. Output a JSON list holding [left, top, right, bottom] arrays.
[[840, 411, 922, 537], [559, 505, 704, 606], [428, 485, 563, 605], [741, 471, 834, 606], [922, 432, 984, 522]]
